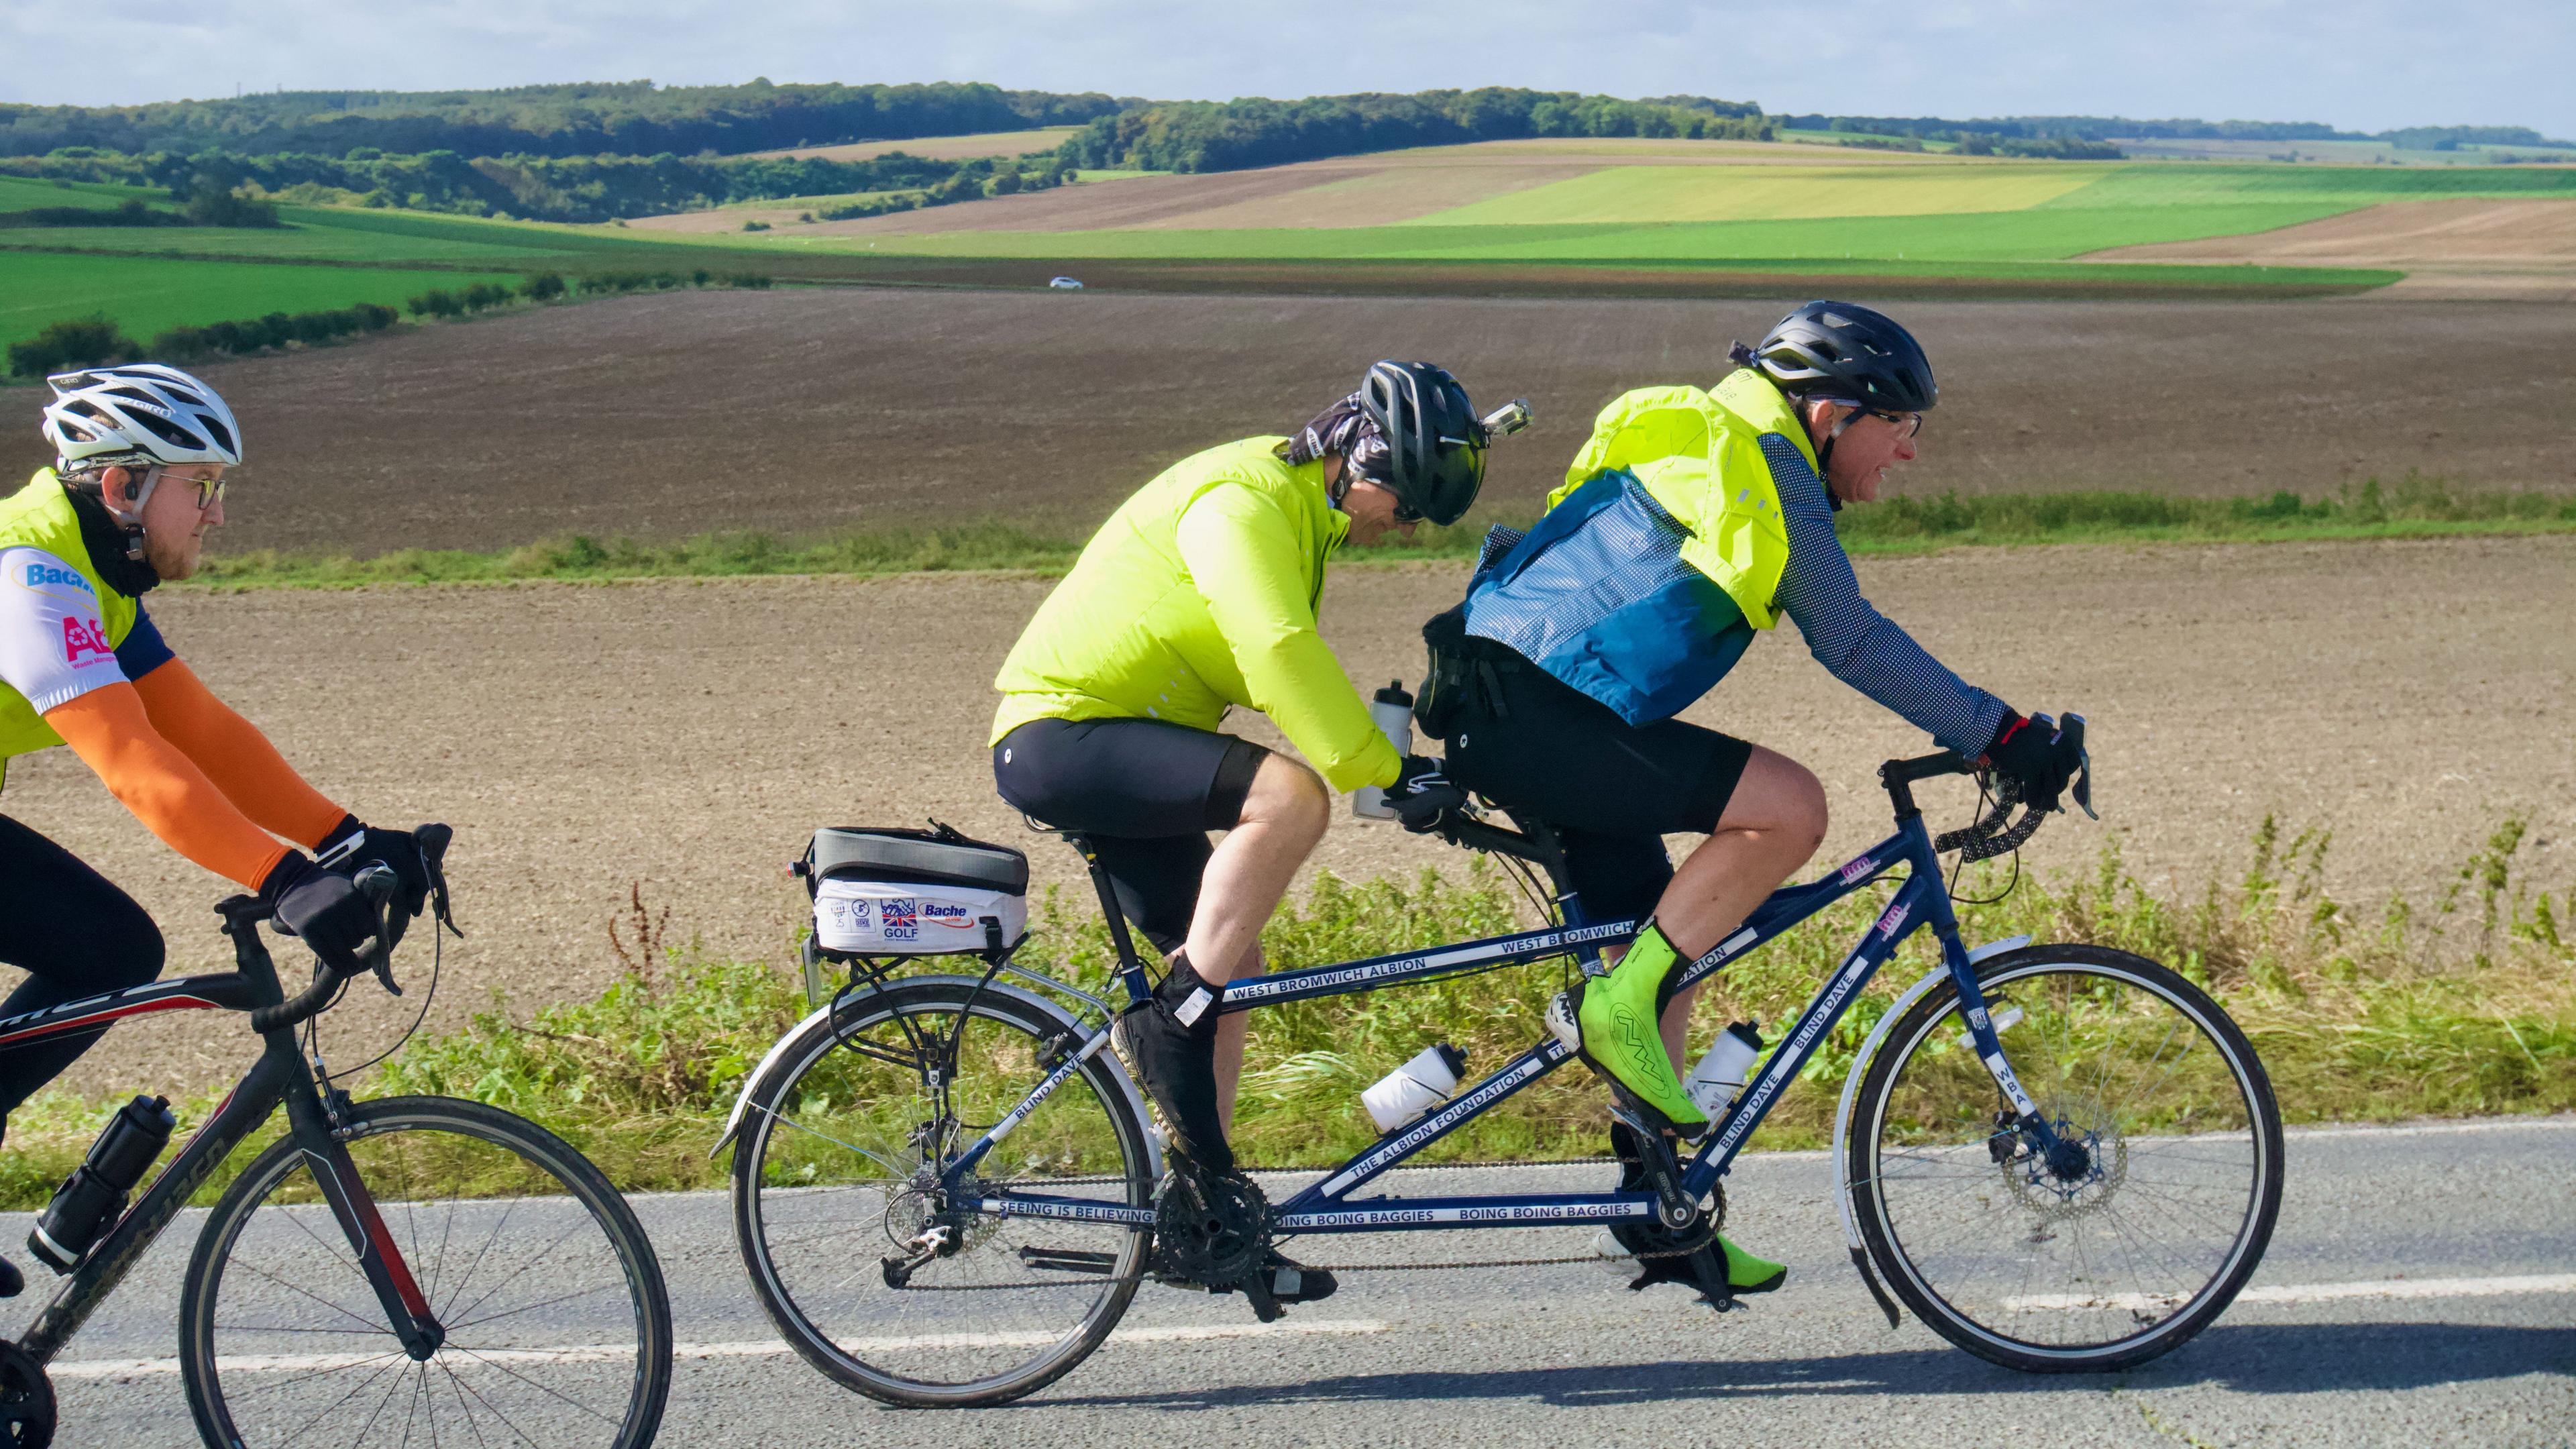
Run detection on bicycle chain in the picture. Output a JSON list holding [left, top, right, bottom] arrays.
[[904, 1155, 1703, 1291]]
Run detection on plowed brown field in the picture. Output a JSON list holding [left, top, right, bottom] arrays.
[[2089, 198, 2576, 301], [6, 533, 2568, 1098], [2, 288, 2565, 558]]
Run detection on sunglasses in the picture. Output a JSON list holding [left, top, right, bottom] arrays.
[[152, 468, 227, 511]]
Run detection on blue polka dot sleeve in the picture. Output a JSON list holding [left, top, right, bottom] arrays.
[[1762, 436, 2011, 759]]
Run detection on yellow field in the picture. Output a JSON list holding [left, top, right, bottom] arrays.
[[1410, 164, 2103, 225]]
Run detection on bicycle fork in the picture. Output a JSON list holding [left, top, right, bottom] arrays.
[[282, 1081, 445, 1360]]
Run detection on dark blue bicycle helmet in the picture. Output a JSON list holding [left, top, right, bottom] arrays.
[[1734, 301, 1937, 413]]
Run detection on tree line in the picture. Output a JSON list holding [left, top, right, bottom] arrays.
[[1776, 114, 2571, 150], [0, 80, 1128, 160], [1, 148, 1068, 224], [1053, 89, 1771, 173]]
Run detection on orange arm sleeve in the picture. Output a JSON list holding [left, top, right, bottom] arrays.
[[131, 659, 346, 851], [46, 683, 292, 892]]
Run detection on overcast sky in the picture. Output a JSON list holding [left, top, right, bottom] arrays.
[[5, 0, 2569, 138]]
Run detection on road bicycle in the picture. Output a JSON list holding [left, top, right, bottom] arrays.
[[722, 731, 2284, 1407], [0, 827, 672, 1449]]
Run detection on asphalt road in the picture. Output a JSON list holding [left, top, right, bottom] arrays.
[[23, 1117, 2574, 1448]]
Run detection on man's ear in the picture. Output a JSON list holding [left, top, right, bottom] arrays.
[[98, 466, 138, 503]]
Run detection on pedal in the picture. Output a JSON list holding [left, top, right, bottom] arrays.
[[1018, 1246, 1116, 1276]]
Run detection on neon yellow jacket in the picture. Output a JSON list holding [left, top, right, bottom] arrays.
[[991, 437, 1400, 794], [1550, 369, 1809, 629]]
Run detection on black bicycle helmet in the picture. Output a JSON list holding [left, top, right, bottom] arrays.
[[1357, 360, 1488, 527], [1737, 301, 1937, 413]]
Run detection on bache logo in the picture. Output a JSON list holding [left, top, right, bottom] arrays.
[[61, 616, 114, 667], [921, 901, 976, 929], [21, 562, 95, 596]]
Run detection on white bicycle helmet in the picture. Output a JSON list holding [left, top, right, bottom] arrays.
[[42, 363, 244, 472]]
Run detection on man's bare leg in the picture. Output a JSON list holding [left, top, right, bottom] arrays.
[[1168, 754, 1327, 1132], [1644, 747, 1829, 1070]]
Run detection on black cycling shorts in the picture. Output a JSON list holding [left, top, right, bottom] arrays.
[[0, 814, 167, 1120], [1434, 653, 1752, 924], [993, 716, 1271, 954]]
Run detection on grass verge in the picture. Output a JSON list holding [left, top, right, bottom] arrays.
[[6, 813, 2565, 1206], [183, 476, 2576, 590]]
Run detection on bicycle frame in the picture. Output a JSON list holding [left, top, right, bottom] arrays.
[[947, 778, 2049, 1236], [1, 901, 444, 1366]]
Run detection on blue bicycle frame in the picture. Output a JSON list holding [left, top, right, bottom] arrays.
[[947, 754, 2052, 1236]]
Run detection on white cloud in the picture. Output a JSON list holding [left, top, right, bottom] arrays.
[[1, 0, 2566, 137]]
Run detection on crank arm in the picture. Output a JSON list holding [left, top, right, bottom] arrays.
[[1018, 1246, 1117, 1275]]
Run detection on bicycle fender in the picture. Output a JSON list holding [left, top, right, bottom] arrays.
[[709, 975, 1161, 1183], [1829, 934, 2029, 1252]]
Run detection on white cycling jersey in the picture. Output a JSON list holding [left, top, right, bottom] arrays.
[[0, 545, 131, 716]]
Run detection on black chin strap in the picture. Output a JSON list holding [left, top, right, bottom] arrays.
[[62, 480, 162, 596]]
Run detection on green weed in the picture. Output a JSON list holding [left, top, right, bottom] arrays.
[[176, 480, 2576, 591], [5, 815, 2565, 1205]]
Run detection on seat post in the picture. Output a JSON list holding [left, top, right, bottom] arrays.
[[1060, 833, 1157, 1002]]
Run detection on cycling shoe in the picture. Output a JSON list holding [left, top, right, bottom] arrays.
[[1566, 923, 1708, 1139], [1115, 954, 1235, 1175], [1261, 1250, 1336, 1305]]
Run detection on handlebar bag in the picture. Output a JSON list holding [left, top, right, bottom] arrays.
[[801, 824, 1029, 955]]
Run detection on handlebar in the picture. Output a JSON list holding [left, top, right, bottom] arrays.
[[249, 823, 455, 1034], [1882, 714, 2094, 863]]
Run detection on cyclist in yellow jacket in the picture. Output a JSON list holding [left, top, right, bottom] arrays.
[[991, 362, 1495, 1299], [1, 365, 434, 1295], [1413, 303, 2086, 1297]]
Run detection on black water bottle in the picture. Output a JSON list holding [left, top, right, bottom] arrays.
[[29, 1094, 174, 1273]]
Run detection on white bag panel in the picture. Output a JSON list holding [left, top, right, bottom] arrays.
[[814, 878, 1027, 955]]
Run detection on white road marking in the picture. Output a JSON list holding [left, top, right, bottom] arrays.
[[2004, 1273, 2576, 1313], [46, 1318, 1387, 1380]]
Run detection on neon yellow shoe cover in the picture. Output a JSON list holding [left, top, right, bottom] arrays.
[[1574, 922, 1708, 1133], [1719, 1234, 1786, 1293]]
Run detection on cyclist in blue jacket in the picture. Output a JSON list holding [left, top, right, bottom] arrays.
[[1402, 303, 2086, 1295]]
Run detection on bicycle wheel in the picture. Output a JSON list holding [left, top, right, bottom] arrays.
[[1849, 945, 2283, 1372], [731, 975, 1155, 1407], [179, 1096, 672, 1448]]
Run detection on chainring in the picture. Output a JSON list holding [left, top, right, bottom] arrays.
[[0, 1340, 55, 1449], [1150, 1167, 1273, 1291]]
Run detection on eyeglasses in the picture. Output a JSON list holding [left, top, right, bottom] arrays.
[[1865, 409, 1925, 441], [153, 468, 227, 511]]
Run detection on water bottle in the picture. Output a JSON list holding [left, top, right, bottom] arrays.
[[1682, 1022, 1765, 1119], [1362, 1043, 1468, 1131], [30, 1094, 174, 1273], [1352, 681, 1415, 820]]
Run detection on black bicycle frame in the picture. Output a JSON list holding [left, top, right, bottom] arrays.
[[953, 765, 2052, 1234], [4, 900, 443, 1366]]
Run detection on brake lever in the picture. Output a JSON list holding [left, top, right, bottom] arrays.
[[350, 865, 403, 997], [2060, 713, 2098, 821]]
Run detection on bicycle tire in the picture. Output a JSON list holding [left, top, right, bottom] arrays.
[[730, 976, 1155, 1408], [1848, 945, 2284, 1373], [178, 1095, 673, 1448]]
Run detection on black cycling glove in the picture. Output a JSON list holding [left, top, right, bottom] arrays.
[[1383, 754, 1467, 833], [317, 816, 431, 938], [1982, 712, 2083, 810], [261, 853, 378, 972]]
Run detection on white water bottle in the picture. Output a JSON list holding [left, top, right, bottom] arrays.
[[1352, 681, 1416, 820], [1362, 1043, 1467, 1131], [1683, 1022, 1765, 1118]]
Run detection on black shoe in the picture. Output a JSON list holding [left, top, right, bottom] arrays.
[[1263, 1250, 1336, 1305], [0, 1257, 19, 1299], [1116, 954, 1235, 1175]]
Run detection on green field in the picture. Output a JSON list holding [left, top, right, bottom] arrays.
[[5, 155, 2563, 348], [2, 251, 524, 350]]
